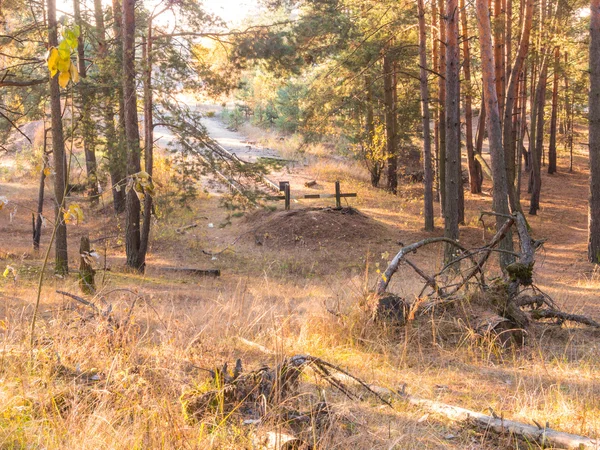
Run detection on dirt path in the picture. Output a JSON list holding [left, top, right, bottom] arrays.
[[153, 104, 282, 164], [200, 116, 282, 164]]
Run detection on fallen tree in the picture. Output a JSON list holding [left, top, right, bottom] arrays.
[[373, 211, 600, 334]]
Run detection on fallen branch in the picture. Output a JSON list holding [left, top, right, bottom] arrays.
[[404, 395, 599, 449], [176, 223, 198, 233], [531, 309, 600, 328], [329, 373, 599, 449], [160, 267, 220, 277], [56, 290, 100, 314]]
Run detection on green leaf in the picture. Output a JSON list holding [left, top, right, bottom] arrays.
[[58, 40, 71, 60]]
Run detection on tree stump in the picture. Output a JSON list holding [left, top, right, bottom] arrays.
[[79, 236, 96, 294]]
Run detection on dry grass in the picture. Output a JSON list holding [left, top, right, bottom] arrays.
[[0, 135, 599, 449]]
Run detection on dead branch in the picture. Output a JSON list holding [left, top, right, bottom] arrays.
[[56, 290, 100, 314], [405, 258, 442, 295], [404, 395, 599, 449], [531, 309, 600, 328], [330, 373, 599, 449], [445, 216, 515, 296], [376, 237, 471, 294], [176, 223, 198, 233], [160, 267, 220, 277]]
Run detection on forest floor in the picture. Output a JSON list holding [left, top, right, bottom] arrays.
[[0, 111, 599, 449]]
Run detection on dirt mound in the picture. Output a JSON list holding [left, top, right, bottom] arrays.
[[246, 207, 391, 250]]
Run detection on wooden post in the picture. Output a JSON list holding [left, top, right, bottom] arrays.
[[335, 181, 341, 208], [284, 183, 290, 210]]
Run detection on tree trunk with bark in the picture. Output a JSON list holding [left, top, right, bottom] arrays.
[[475, 0, 515, 269], [122, 0, 144, 271], [494, 0, 506, 118], [111, 0, 128, 213], [444, 0, 461, 262], [475, 96, 486, 187], [529, 56, 548, 215], [140, 26, 153, 260], [438, 0, 447, 214], [503, 0, 533, 213], [73, 0, 98, 203], [548, 46, 559, 174], [418, 0, 435, 231], [383, 52, 398, 194], [589, 0, 600, 263], [460, 0, 482, 194], [432, 0, 440, 201], [47, 0, 68, 274], [364, 76, 381, 187], [94, 0, 126, 213]]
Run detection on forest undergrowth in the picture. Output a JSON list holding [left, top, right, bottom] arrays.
[[0, 133, 599, 449]]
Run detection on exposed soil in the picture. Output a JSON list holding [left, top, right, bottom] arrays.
[[245, 207, 392, 250]]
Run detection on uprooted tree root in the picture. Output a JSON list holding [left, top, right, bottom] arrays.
[[371, 212, 600, 343], [183, 342, 599, 450], [180, 354, 391, 449]]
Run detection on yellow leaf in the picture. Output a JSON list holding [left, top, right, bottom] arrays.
[[63, 204, 84, 224], [69, 61, 80, 83], [58, 71, 70, 88], [3, 265, 15, 279], [47, 47, 59, 77], [57, 57, 70, 74], [43, 167, 51, 176]]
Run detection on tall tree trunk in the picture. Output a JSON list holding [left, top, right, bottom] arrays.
[[73, 0, 98, 203], [438, 0, 447, 214], [432, 0, 441, 201], [418, 0, 435, 231], [516, 66, 528, 203], [140, 26, 153, 259], [94, 0, 126, 213], [548, 45, 559, 174], [506, 0, 512, 82], [503, 0, 533, 212], [47, 0, 68, 274], [364, 76, 381, 187], [529, 56, 548, 215], [444, 0, 460, 262], [476, 0, 515, 269], [589, 0, 600, 264], [111, 0, 127, 213], [122, 0, 144, 271], [383, 52, 397, 194], [460, 0, 482, 194], [494, 0, 506, 118], [565, 51, 574, 172], [475, 95, 486, 177]]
